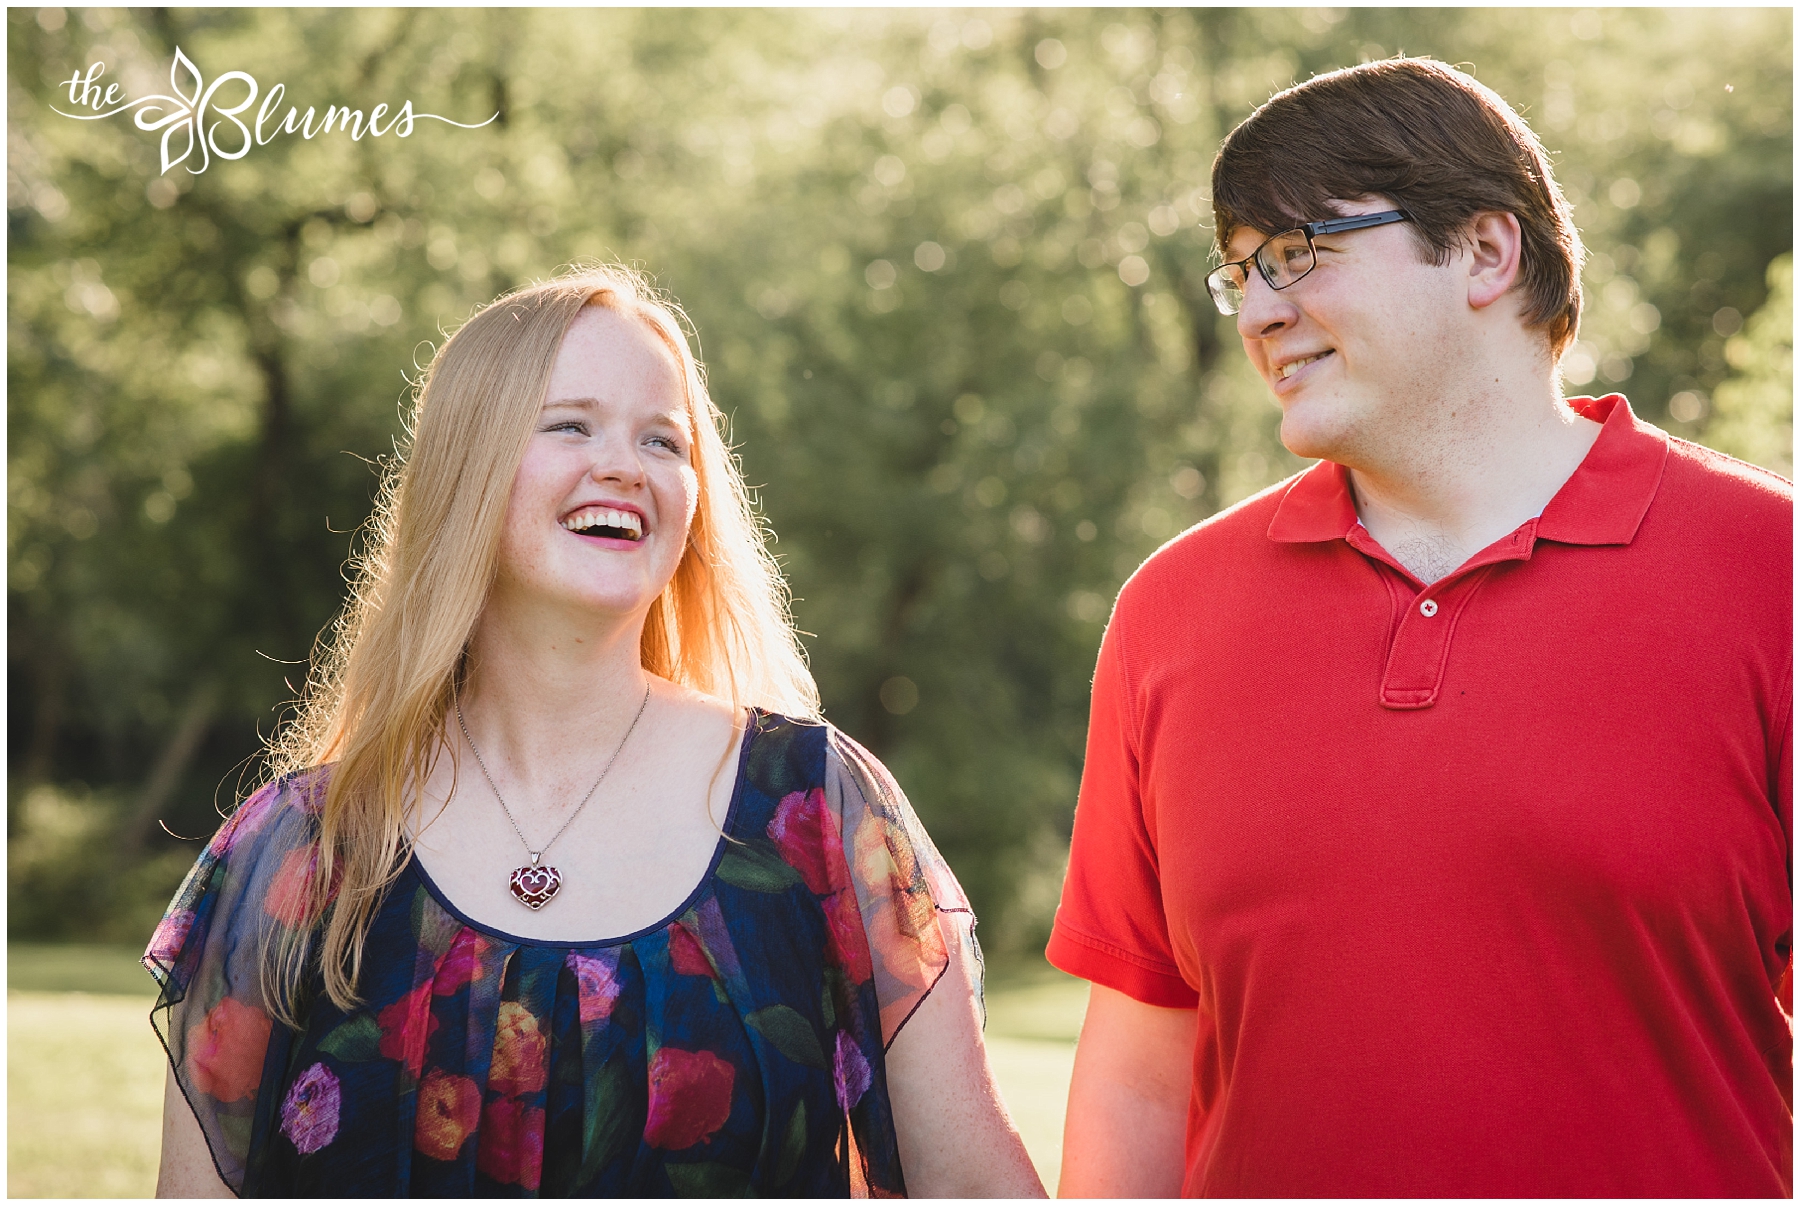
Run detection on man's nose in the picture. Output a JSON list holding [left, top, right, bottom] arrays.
[[1235, 270, 1298, 340]]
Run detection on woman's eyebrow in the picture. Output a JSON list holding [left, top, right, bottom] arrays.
[[539, 398, 687, 431]]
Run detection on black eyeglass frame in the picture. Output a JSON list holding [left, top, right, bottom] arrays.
[[1206, 209, 1414, 316]]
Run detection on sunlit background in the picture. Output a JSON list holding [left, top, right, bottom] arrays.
[[8, 7, 1792, 1195]]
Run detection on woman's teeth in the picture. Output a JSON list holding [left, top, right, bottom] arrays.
[[561, 508, 644, 540]]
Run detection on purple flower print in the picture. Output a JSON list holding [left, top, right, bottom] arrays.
[[833, 1030, 871, 1112], [280, 1062, 341, 1155], [690, 897, 743, 981], [146, 909, 195, 964], [215, 781, 280, 854], [569, 951, 623, 1025]]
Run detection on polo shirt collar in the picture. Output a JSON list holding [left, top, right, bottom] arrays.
[[1267, 394, 1668, 547]]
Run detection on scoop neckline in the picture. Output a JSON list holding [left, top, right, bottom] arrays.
[[406, 710, 759, 950]]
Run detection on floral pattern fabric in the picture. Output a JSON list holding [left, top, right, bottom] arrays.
[[144, 712, 977, 1197]]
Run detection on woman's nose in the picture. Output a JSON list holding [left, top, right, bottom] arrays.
[[587, 436, 646, 487]]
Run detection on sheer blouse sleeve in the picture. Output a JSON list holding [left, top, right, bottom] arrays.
[[142, 770, 328, 1194], [823, 728, 982, 1047]]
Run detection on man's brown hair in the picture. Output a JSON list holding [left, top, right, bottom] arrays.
[[1212, 57, 1583, 356]]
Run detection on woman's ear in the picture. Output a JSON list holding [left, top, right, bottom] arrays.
[[1466, 211, 1524, 311]]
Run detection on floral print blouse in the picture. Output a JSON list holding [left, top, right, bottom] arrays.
[[143, 712, 979, 1196]]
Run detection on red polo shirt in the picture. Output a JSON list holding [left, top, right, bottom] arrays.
[[1048, 396, 1792, 1196]]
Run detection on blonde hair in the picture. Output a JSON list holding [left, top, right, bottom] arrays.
[[263, 265, 818, 1018]]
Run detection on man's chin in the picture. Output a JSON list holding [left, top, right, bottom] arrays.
[[1277, 410, 1348, 463]]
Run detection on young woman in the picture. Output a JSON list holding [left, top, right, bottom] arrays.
[[146, 267, 1044, 1197]]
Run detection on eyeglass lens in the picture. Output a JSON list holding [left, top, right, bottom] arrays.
[[1259, 231, 1315, 287], [1208, 230, 1317, 316]]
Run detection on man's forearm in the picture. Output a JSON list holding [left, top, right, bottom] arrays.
[[1058, 984, 1195, 1197]]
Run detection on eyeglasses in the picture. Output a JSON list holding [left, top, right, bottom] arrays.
[[1205, 209, 1413, 316]]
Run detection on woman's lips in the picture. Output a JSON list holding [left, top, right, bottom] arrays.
[[560, 506, 645, 541]]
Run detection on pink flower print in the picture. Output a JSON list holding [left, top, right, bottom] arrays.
[[833, 1030, 872, 1112], [644, 1047, 736, 1150], [568, 951, 622, 1025], [824, 888, 874, 983], [667, 920, 714, 978], [767, 788, 845, 896], [262, 845, 318, 927], [475, 1096, 546, 1190], [279, 1062, 341, 1154], [432, 929, 490, 996], [147, 909, 196, 964], [376, 981, 438, 1079], [186, 997, 272, 1103], [488, 1000, 549, 1097]]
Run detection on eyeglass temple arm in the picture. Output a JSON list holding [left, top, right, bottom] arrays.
[[1305, 209, 1412, 237]]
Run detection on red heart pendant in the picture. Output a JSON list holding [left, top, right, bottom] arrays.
[[509, 864, 562, 910]]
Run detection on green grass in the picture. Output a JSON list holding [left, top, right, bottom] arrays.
[[983, 958, 1089, 1194], [9, 991, 167, 1198], [10, 943, 161, 996], [6, 945, 1088, 1197], [985, 957, 1090, 1043]]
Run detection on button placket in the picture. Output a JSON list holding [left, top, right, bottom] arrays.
[[1377, 567, 1496, 709]]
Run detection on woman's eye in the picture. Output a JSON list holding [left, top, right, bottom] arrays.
[[546, 420, 587, 435], [646, 434, 684, 454]]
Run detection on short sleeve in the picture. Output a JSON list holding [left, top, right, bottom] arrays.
[[143, 770, 328, 1194], [1046, 612, 1199, 1008], [1773, 666, 1792, 1017], [823, 728, 983, 1047]]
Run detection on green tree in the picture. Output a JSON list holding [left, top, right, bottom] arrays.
[[1703, 254, 1792, 478], [8, 8, 1791, 949]]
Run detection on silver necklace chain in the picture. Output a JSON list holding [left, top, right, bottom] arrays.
[[454, 680, 652, 866]]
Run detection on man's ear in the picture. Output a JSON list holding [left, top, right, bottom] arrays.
[[1466, 211, 1524, 310]]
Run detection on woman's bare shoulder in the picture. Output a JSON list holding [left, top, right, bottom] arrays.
[[649, 677, 745, 730]]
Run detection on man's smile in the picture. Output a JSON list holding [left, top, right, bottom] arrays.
[[1277, 350, 1333, 380]]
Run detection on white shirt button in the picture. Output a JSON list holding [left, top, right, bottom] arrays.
[[1419, 599, 1439, 617]]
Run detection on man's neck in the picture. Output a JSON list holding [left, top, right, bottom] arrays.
[[1345, 378, 1603, 585]]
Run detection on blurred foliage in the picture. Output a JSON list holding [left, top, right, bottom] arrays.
[[7, 8, 1791, 951], [1704, 254, 1792, 479], [8, 782, 194, 941]]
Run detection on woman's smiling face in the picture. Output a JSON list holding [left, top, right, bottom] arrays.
[[490, 304, 699, 623]]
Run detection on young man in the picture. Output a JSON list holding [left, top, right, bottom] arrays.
[[1048, 58, 1791, 1197]]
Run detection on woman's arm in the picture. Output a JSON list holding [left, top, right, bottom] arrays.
[[1057, 983, 1196, 1197], [156, 1068, 234, 1198], [883, 922, 1047, 1198]]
